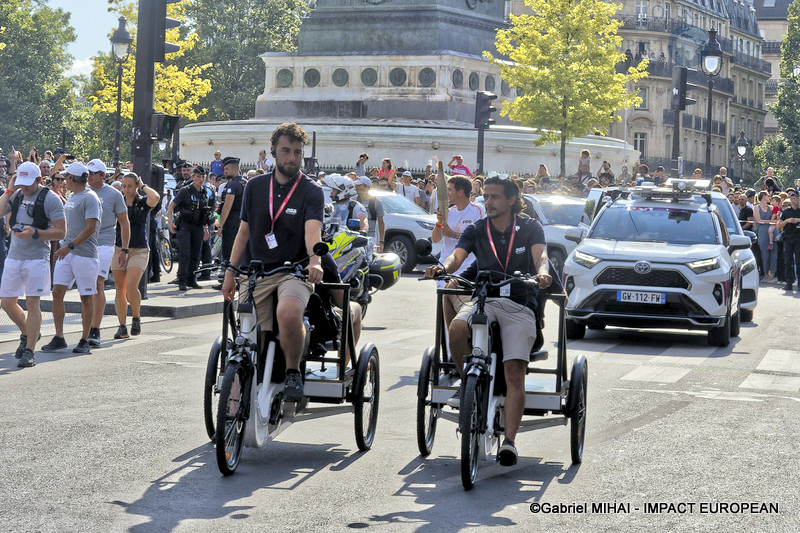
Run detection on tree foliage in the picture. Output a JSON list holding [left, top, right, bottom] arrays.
[[769, 0, 800, 183], [485, 0, 648, 177], [180, 0, 307, 122], [0, 0, 78, 152]]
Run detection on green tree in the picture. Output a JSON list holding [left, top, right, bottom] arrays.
[[770, 0, 800, 183], [0, 0, 78, 153], [181, 0, 307, 122], [485, 0, 648, 177], [753, 134, 792, 186], [87, 0, 212, 162]]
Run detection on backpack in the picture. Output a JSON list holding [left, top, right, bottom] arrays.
[[349, 199, 378, 221], [9, 187, 50, 230]]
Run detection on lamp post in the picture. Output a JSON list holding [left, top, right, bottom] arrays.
[[110, 16, 132, 169], [736, 129, 749, 184], [701, 28, 723, 177]]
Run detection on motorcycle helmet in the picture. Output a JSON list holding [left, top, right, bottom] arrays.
[[321, 173, 357, 203]]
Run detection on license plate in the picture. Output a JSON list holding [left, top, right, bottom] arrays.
[[616, 290, 666, 304]]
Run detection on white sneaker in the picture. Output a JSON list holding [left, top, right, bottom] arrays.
[[446, 388, 461, 408]]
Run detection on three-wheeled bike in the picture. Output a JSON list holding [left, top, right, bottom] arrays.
[[417, 260, 587, 490], [202, 243, 380, 475]]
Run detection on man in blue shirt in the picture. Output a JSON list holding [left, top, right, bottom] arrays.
[[424, 175, 552, 466]]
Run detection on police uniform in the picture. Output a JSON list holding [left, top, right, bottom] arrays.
[[172, 176, 215, 288], [218, 156, 245, 277]]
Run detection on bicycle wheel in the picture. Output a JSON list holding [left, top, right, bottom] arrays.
[[203, 335, 225, 440], [459, 374, 482, 491], [569, 355, 588, 464], [215, 360, 248, 476], [160, 235, 173, 273], [353, 345, 380, 451], [416, 349, 438, 456]]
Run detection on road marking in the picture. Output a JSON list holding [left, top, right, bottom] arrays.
[[619, 345, 716, 383], [611, 387, 800, 403], [739, 349, 800, 392]]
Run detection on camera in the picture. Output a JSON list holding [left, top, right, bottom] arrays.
[[11, 224, 25, 233]]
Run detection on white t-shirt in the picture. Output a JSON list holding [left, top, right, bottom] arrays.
[[440, 201, 485, 284], [396, 182, 420, 203]]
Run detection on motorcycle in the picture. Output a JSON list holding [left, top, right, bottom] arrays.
[[324, 216, 402, 319]]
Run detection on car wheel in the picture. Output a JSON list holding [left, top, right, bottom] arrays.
[[740, 308, 753, 322], [730, 306, 741, 338], [386, 235, 417, 273], [566, 319, 586, 340], [707, 310, 731, 347], [549, 249, 566, 278]]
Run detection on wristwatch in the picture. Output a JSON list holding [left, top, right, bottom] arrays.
[[67, 242, 75, 250], [32, 229, 39, 240], [120, 248, 129, 253]]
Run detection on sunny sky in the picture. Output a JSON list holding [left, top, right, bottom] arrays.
[[48, 0, 120, 77]]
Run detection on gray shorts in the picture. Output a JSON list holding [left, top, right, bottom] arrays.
[[453, 297, 537, 361]]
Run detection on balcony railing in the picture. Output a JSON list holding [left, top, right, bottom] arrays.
[[766, 79, 779, 94], [731, 51, 772, 75], [763, 41, 782, 54], [662, 110, 727, 136], [644, 61, 734, 94]]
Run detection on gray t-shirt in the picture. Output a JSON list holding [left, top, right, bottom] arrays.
[[92, 184, 127, 246], [3, 188, 65, 261], [62, 188, 102, 258]]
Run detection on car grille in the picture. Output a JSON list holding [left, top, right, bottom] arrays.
[[594, 267, 690, 290]]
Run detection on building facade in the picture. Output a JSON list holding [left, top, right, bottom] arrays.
[[753, 0, 791, 136]]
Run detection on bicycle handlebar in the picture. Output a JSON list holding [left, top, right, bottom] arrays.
[[420, 269, 540, 290]]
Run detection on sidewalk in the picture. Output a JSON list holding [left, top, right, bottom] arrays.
[[1, 278, 224, 345]]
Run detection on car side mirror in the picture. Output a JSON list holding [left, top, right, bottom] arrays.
[[565, 227, 583, 244], [313, 242, 330, 256], [742, 230, 757, 245], [728, 234, 751, 252], [415, 239, 433, 257]]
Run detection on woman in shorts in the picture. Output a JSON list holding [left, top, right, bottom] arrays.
[[111, 173, 160, 338]]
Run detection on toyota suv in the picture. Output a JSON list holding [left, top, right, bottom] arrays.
[[562, 182, 752, 347]]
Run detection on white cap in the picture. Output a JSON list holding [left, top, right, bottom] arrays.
[[87, 158, 107, 174], [65, 161, 88, 177], [402, 170, 413, 177], [15, 161, 41, 186], [355, 176, 372, 187]]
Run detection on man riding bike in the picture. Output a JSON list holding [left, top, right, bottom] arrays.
[[424, 175, 552, 466], [222, 123, 325, 401]]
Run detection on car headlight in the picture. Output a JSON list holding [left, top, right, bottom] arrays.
[[416, 220, 435, 230], [687, 257, 720, 274], [741, 257, 756, 276], [573, 250, 601, 269]]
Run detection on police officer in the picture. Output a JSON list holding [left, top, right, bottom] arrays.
[[167, 166, 215, 291], [213, 156, 245, 289], [175, 160, 193, 189]]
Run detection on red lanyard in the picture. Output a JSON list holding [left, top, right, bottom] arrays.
[[486, 215, 516, 273], [269, 174, 301, 227]]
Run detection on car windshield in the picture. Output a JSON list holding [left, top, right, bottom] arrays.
[[590, 205, 719, 244], [372, 193, 429, 215], [537, 200, 586, 226]]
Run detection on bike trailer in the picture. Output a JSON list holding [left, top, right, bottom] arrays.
[[369, 253, 402, 290]]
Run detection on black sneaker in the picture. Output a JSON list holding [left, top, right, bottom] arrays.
[[283, 371, 304, 402], [131, 318, 141, 336], [784, 283, 794, 291], [41, 336, 68, 352], [114, 325, 129, 339], [211, 283, 223, 290], [188, 280, 202, 290], [149, 274, 161, 283], [17, 348, 35, 368], [178, 284, 188, 291], [88, 327, 101, 347], [15, 334, 28, 359], [72, 339, 91, 354], [498, 438, 518, 466]]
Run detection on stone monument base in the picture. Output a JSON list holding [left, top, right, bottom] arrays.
[[180, 117, 639, 177]]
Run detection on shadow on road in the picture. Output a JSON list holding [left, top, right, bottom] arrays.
[[113, 441, 367, 532], [361, 455, 579, 531]]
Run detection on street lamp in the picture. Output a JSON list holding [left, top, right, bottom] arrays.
[[701, 28, 723, 177], [736, 129, 749, 184], [110, 16, 132, 169]]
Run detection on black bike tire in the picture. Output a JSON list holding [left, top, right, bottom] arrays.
[[415, 352, 438, 456], [215, 361, 248, 476], [460, 374, 481, 491], [203, 336, 224, 440], [160, 236, 173, 273], [353, 347, 380, 451]]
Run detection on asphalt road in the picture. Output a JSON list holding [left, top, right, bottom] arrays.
[[0, 273, 798, 532]]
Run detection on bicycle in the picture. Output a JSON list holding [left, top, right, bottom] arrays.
[[209, 244, 380, 476], [419, 266, 587, 490], [155, 222, 174, 274]]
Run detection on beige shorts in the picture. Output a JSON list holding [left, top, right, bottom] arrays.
[[453, 297, 537, 361], [111, 247, 150, 272], [239, 272, 313, 331]]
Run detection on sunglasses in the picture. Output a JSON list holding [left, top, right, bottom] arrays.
[[52, 176, 65, 182]]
